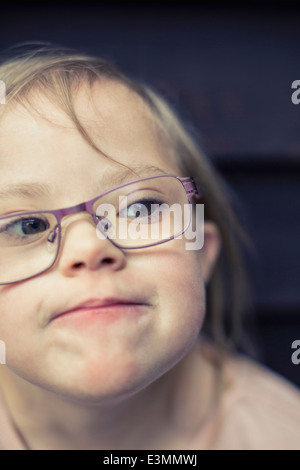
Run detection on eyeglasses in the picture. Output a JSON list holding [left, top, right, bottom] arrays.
[[0, 174, 201, 285]]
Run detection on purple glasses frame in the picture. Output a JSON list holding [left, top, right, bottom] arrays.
[[0, 174, 201, 285]]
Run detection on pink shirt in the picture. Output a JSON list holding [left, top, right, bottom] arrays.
[[187, 353, 300, 450], [0, 353, 299, 450]]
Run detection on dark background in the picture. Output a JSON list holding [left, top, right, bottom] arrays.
[[0, 1, 299, 387]]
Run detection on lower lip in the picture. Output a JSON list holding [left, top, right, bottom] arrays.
[[52, 304, 147, 326]]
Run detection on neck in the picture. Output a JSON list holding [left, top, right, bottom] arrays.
[[0, 340, 220, 450]]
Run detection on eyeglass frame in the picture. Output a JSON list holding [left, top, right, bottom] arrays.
[[0, 174, 201, 285]]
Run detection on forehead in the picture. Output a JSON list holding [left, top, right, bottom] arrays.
[[0, 79, 178, 205], [0, 79, 159, 150], [78, 80, 170, 161]]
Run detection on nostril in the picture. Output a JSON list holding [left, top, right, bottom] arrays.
[[72, 258, 114, 269], [73, 262, 85, 269]]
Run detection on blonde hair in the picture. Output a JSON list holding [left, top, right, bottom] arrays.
[[0, 43, 252, 352]]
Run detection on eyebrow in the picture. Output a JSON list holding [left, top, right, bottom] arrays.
[[105, 164, 169, 186], [0, 182, 53, 200], [0, 165, 168, 200]]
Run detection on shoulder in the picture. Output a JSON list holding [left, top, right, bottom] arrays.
[[212, 352, 300, 450]]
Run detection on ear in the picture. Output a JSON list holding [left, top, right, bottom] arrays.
[[199, 222, 221, 283]]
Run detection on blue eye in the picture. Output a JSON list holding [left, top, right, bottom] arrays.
[[120, 198, 163, 220], [0, 217, 50, 238]]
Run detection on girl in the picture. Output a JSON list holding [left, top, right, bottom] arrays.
[[0, 44, 299, 450]]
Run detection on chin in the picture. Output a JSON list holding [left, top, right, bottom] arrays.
[[39, 357, 153, 405]]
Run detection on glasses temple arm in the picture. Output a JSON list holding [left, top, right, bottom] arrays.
[[181, 177, 202, 201]]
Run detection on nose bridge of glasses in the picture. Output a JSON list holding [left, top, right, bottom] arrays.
[[49, 201, 96, 244], [51, 201, 98, 235], [55, 201, 91, 222], [47, 199, 101, 246]]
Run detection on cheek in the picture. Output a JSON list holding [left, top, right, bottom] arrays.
[[162, 243, 204, 307], [0, 286, 40, 370], [148, 246, 206, 353]]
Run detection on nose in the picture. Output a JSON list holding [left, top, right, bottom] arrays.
[[57, 215, 126, 278]]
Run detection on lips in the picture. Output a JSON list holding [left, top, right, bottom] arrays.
[[50, 297, 149, 323]]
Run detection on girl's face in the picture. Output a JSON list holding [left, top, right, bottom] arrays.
[[0, 81, 212, 403]]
